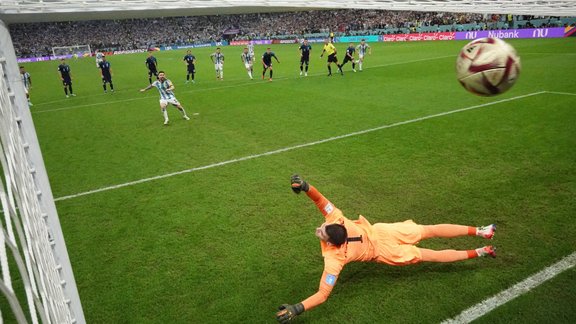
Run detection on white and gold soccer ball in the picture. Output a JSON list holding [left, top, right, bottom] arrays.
[[456, 37, 521, 96]]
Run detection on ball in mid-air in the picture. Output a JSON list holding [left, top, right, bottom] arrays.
[[456, 37, 521, 96]]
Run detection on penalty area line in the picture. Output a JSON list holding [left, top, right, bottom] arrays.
[[54, 91, 544, 202], [441, 251, 576, 324]]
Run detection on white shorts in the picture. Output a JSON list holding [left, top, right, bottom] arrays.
[[96, 59, 103, 67], [24, 86, 29, 94], [160, 98, 180, 106], [215, 63, 223, 71], [244, 63, 252, 69], [358, 54, 365, 60]]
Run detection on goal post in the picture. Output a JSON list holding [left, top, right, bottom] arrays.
[[0, 20, 85, 324], [51, 45, 92, 58]]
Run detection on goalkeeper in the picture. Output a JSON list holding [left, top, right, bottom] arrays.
[[276, 175, 497, 323]]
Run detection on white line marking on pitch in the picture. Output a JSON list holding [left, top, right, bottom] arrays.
[[545, 91, 576, 96], [523, 52, 576, 55], [442, 251, 576, 324], [54, 91, 544, 202], [33, 55, 454, 114]]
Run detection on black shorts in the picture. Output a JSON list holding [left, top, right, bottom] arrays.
[[263, 62, 273, 69], [102, 74, 112, 83], [327, 54, 338, 63], [300, 56, 310, 64], [187, 64, 195, 73], [62, 78, 72, 86], [342, 55, 353, 64], [148, 69, 158, 77]]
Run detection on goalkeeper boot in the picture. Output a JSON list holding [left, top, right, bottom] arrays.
[[477, 246, 496, 258], [477, 224, 496, 239]]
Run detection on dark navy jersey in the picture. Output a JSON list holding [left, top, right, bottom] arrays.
[[299, 44, 312, 57], [346, 46, 356, 57], [146, 56, 158, 70], [262, 52, 278, 64], [58, 64, 71, 78], [98, 61, 112, 74], [184, 54, 195, 66]]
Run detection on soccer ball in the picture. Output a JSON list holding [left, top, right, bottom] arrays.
[[456, 37, 521, 96]]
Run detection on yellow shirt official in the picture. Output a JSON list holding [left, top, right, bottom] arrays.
[[322, 43, 336, 56]]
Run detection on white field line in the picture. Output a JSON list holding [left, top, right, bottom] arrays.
[[32, 55, 454, 114], [522, 52, 576, 55], [53, 91, 544, 202], [545, 91, 576, 96], [442, 251, 576, 324]]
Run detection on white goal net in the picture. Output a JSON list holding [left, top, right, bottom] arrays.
[[0, 21, 84, 324], [51, 45, 91, 58]]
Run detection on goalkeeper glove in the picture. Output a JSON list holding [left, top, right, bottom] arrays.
[[290, 174, 309, 194], [276, 303, 304, 323]]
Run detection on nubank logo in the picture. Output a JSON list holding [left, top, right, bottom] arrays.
[[487, 30, 520, 38], [465, 31, 478, 39], [532, 29, 549, 38]]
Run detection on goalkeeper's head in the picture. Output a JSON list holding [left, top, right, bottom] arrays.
[[316, 223, 347, 246]]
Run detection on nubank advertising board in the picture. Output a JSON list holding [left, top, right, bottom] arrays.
[[456, 28, 566, 40]]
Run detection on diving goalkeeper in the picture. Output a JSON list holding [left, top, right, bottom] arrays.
[[276, 175, 496, 323]]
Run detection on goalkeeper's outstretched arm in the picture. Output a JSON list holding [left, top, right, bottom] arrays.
[[291, 174, 336, 218]]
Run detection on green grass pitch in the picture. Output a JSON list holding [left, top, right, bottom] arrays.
[[5, 38, 576, 323]]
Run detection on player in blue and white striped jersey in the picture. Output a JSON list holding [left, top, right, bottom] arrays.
[[241, 47, 254, 80], [355, 39, 372, 71], [140, 71, 190, 125], [20, 66, 32, 106], [210, 47, 225, 80]]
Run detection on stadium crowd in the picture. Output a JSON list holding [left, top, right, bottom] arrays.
[[9, 9, 566, 58]]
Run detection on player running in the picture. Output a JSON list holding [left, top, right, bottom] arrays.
[[20, 66, 32, 106], [210, 47, 225, 80], [57, 58, 75, 98], [320, 39, 341, 76], [140, 71, 190, 125], [183, 50, 196, 84], [261, 48, 280, 81], [98, 56, 114, 93], [299, 39, 312, 76], [145, 52, 159, 84], [338, 43, 357, 72], [241, 47, 254, 80], [355, 39, 372, 71], [275, 175, 496, 323]]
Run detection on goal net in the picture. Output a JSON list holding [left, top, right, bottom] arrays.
[[52, 45, 92, 58], [1, 22, 84, 324]]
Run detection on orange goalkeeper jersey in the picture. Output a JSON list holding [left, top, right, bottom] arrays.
[[300, 185, 378, 310], [299, 185, 424, 310]]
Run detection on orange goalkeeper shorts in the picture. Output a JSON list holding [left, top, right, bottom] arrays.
[[373, 220, 425, 266]]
